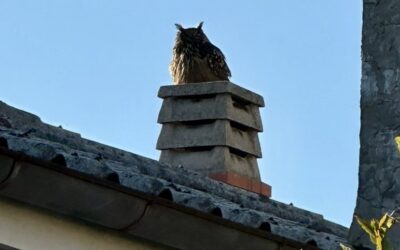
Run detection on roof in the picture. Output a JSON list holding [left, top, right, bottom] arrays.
[[0, 101, 348, 249]]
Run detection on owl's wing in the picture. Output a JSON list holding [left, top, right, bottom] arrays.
[[203, 43, 231, 80]]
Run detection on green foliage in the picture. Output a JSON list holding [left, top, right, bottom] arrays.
[[339, 213, 397, 250], [340, 137, 400, 250], [355, 212, 396, 250]]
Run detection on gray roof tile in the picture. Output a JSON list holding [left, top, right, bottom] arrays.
[[0, 100, 347, 249]]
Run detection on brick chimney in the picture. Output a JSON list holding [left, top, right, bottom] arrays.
[[156, 81, 271, 197]]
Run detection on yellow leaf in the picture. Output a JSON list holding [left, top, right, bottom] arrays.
[[379, 213, 388, 228], [395, 136, 400, 153], [356, 216, 375, 240], [370, 219, 380, 238], [381, 215, 395, 232], [339, 243, 353, 250]]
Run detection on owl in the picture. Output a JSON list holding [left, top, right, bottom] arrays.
[[169, 22, 231, 85]]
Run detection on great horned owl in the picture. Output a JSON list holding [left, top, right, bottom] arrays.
[[169, 22, 231, 85]]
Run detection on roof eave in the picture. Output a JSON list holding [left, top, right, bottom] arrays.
[[0, 148, 317, 250]]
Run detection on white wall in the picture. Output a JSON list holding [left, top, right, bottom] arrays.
[[0, 198, 164, 250]]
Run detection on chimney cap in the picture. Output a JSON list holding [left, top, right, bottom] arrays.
[[158, 81, 265, 107]]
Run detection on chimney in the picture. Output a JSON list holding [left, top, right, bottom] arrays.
[[156, 81, 271, 197]]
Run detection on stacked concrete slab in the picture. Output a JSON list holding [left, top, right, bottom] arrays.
[[156, 81, 271, 197]]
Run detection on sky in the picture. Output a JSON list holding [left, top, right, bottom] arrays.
[[0, 1, 362, 226]]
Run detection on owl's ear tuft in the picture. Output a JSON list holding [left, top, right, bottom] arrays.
[[175, 23, 184, 31], [197, 21, 204, 30]]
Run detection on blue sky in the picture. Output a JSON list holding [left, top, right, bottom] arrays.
[[0, 1, 362, 226]]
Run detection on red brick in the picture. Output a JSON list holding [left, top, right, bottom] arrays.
[[209, 172, 271, 197]]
